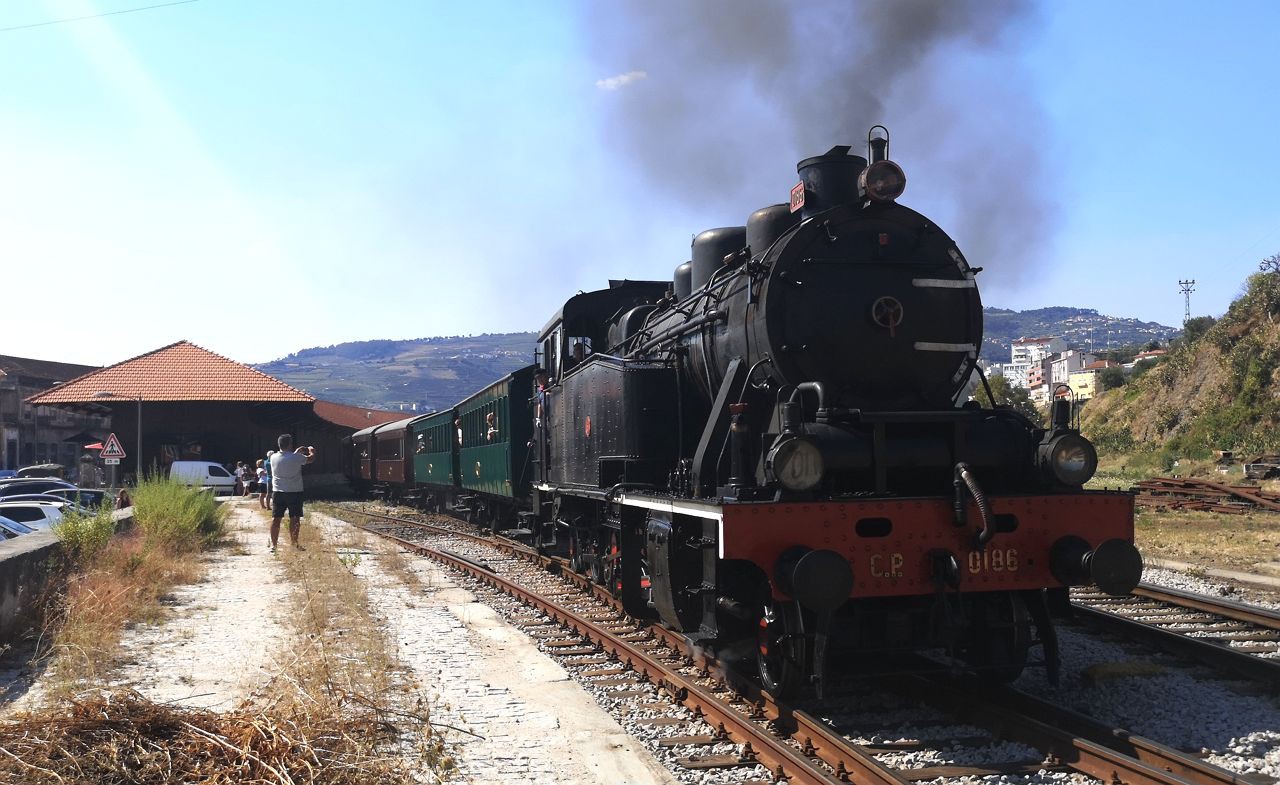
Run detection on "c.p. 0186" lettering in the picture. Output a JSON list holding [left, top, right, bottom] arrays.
[[968, 548, 1018, 574]]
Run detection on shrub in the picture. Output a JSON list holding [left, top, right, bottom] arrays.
[[52, 504, 116, 562], [130, 477, 226, 551]]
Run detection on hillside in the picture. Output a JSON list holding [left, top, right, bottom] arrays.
[[257, 306, 1178, 411], [256, 333, 536, 412], [1082, 272, 1280, 462], [981, 306, 1178, 361]]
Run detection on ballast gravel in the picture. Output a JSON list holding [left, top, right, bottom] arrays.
[[1142, 565, 1280, 611], [1015, 624, 1280, 779]]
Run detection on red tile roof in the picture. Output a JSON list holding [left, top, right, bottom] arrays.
[[27, 340, 314, 404], [313, 400, 409, 429]]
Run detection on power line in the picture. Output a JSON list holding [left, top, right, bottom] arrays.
[[0, 0, 198, 34], [1178, 279, 1196, 324]]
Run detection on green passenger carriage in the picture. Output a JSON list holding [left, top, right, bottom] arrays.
[[456, 365, 537, 524], [408, 407, 458, 508]]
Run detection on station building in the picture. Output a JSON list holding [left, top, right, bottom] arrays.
[[27, 340, 403, 490]]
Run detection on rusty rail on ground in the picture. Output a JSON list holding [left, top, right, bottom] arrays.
[[1133, 477, 1280, 513]]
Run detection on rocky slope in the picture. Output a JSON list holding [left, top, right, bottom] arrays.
[[1083, 273, 1280, 460]]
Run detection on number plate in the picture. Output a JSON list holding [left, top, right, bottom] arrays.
[[967, 548, 1018, 574]]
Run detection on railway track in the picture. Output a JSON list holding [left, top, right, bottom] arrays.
[[1071, 583, 1280, 687], [335, 504, 1259, 785]]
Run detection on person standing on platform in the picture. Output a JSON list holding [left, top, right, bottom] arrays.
[[262, 450, 275, 509], [255, 459, 269, 510], [269, 435, 315, 552]]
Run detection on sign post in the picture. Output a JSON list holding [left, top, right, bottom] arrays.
[[102, 433, 127, 489]]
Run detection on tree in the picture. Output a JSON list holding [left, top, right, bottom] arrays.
[[1260, 252, 1280, 275], [1098, 365, 1126, 391], [976, 374, 1042, 423], [1175, 315, 1216, 348]]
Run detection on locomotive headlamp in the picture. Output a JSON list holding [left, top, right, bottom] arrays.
[[1039, 433, 1098, 486], [767, 437, 824, 491], [859, 160, 907, 203]]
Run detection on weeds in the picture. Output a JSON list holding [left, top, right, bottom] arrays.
[[50, 503, 115, 563], [132, 477, 226, 550], [35, 477, 224, 697]]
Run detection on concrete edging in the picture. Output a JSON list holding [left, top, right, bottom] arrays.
[[0, 506, 135, 645]]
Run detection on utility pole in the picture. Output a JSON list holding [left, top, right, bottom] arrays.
[[1178, 279, 1196, 324]]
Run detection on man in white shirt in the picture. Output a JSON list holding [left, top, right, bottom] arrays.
[[268, 434, 315, 552]]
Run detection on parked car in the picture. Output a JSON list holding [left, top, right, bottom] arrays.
[[17, 464, 65, 479], [168, 461, 237, 495], [0, 479, 77, 498], [0, 502, 67, 530], [0, 470, 17, 479], [46, 488, 110, 509], [1, 494, 95, 515], [0, 515, 36, 539]]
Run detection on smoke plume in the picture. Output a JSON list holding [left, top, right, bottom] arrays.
[[586, 0, 1050, 287]]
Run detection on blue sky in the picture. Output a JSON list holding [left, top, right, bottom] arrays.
[[2, 0, 1277, 367]]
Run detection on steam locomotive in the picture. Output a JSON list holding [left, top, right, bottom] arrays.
[[351, 127, 1142, 696]]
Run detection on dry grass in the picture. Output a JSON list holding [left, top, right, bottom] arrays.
[[39, 529, 207, 697], [31, 480, 229, 695], [247, 509, 451, 779], [0, 508, 452, 783], [0, 689, 415, 784], [1136, 509, 1280, 571]]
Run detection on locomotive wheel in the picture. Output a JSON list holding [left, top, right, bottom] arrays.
[[757, 599, 807, 699], [568, 530, 588, 574], [963, 593, 1032, 683], [591, 531, 621, 596]]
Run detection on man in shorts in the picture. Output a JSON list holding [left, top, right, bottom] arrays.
[[269, 434, 315, 552]]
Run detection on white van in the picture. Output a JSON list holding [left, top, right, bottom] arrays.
[[168, 461, 237, 495]]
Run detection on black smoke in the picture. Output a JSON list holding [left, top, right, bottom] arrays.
[[586, 0, 1050, 287]]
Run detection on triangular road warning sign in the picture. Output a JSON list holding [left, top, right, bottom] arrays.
[[101, 433, 127, 459]]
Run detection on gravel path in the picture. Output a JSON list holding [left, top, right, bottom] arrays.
[[2, 501, 291, 714], [311, 511, 678, 785]]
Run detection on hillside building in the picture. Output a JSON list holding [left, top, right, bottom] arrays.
[[1050, 350, 1095, 386], [0, 354, 110, 472], [1011, 336, 1068, 367], [1125, 349, 1167, 369], [1006, 337, 1067, 389], [1067, 369, 1101, 400]]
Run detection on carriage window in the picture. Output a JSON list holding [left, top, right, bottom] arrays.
[[377, 437, 401, 460], [486, 400, 501, 442]]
